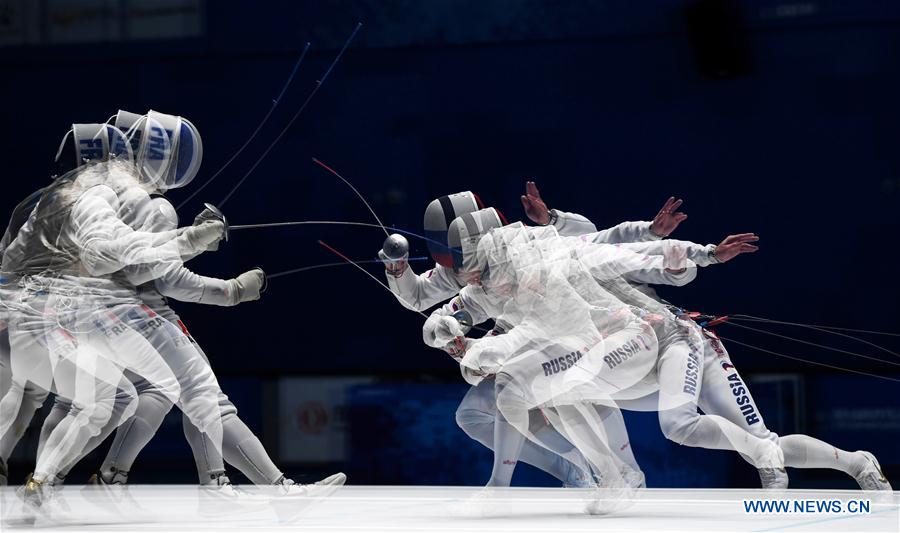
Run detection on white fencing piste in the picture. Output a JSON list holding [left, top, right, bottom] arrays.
[[1, 485, 897, 532]]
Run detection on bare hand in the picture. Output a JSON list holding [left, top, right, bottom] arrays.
[[520, 180, 550, 225], [651, 197, 688, 237], [714, 233, 759, 262]]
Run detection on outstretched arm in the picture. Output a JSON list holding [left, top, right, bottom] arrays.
[[521, 180, 597, 235], [591, 196, 690, 244], [119, 196, 264, 305], [382, 262, 464, 312], [71, 185, 223, 278], [521, 181, 688, 242], [618, 233, 759, 267], [612, 233, 759, 286], [154, 267, 265, 307]]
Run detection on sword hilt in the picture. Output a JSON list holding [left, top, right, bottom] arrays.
[[203, 203, 229, 242]]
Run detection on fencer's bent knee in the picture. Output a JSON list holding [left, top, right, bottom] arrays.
[[658, 409, 701, 445], [455, 407, 493, 436], [113, 383, 140, 423], [21, 383, 49, 412], [217, 395, 237, 419], [51, 395, 72, 413], [138, 387, 175, 411], [71, 398, 117, 436], [495, 386, 531, 428], [752, 425, 778, 444], [131, 376, 176, 412]]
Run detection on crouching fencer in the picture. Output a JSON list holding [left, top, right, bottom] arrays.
[[545, 199, 890, 491], [381, 185, 687, 488], [423, 208, 788, 500], [382, 189, 594, 488], [422, 211, 684, 504], [426, 206, 891, 498]]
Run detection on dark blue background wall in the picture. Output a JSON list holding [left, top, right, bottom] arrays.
[[1, 0, 898, 487]]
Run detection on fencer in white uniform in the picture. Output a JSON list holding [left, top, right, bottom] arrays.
[[101, 110, 342, 491], [32, 112, 254, 489], [420, 211, 701, 483], [422, 211, 701, 505], [381, 187, 679, 488], [427, 207, 891, 494], [548, 200, 890, 491], [0, 125, 176, 488], [0, 188, 51, 486], [603, 254, 892, 490], [0, 125, 163, 487], [683, 326, 891, 490], [0, 124, 227, 504], [584, 236, 891, 490], [37, 111, 344, 495]]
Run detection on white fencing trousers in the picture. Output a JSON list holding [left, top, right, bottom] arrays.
[[456, 378, 595, 486]]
